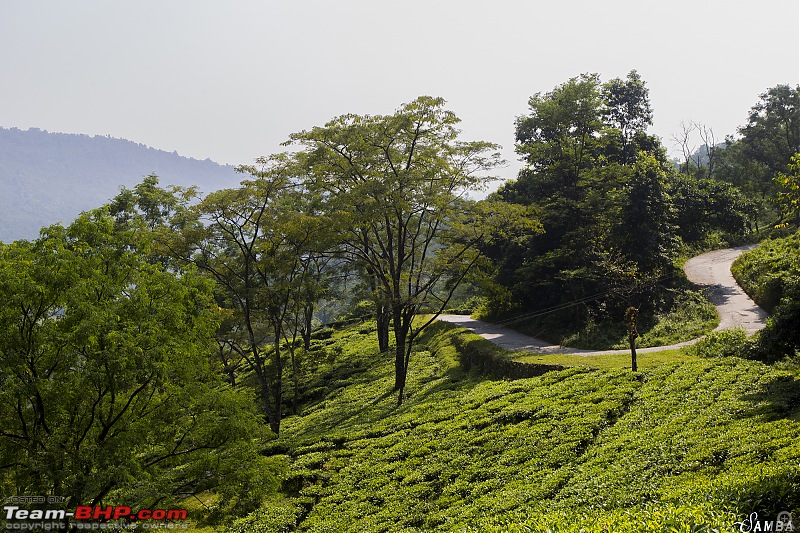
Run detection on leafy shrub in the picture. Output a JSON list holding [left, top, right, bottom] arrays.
[[226, 500, 304, 533], [684, 328, 752, 358], [732, 231, 800, 362], [445, 295, 487, 315]]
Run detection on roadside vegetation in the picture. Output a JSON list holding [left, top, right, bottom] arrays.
[[732, 229, 800, 362], [732, 229, 800, 312]]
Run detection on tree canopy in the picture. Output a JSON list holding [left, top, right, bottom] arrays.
[[290, 96, 504, 403], [0, 209, 267, 513]]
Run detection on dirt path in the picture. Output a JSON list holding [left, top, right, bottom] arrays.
[[438, 245, 768, 355]]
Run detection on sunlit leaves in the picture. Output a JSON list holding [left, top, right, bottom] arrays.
[[774, 153, 800, 223], [0, 210, 267, 511]]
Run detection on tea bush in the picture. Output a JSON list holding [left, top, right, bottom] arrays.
[[229, 321, 800, 532]]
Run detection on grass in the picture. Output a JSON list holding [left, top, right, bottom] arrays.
[[224, 320, 800, 532]]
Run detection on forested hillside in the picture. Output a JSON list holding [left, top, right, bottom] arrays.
[[0, 127, 240, 242]]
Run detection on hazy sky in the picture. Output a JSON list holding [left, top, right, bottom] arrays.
[[1, 1, 798, 186]]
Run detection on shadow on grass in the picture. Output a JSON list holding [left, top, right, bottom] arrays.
[[737, 374, 800, 421]]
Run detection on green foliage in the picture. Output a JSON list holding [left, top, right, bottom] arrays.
[[226, 499, 304, 533], [290, 96, 507, 403], [731, 231, 800, 312], [484, 74, 774, 353], [633, 289, 719, 349], [515, 349, 697, 371], [506, 287, 717, 351], [775, 152, 800, 224], [729, 230, 800, 363], [0, 210, 268, 514], [684, 329, 752, 359], [754, 285, 800, 362], [617, 152, 676, 272], [180, 161, 335, 433], [740, 85, 800, 188], [709, 84, 800, 228], [486, 73, 693, 345], [667, 173, 755, 244]]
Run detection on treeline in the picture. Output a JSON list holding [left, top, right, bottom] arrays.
[[477, 73, 799, 344], [0, 75, 797, 523]]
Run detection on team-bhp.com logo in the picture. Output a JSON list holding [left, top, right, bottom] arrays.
[[72, 507, 187, 522], [4, 503, 188, 530]]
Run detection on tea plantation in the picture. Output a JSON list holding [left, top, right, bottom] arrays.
[[224, 321, 800, 532]]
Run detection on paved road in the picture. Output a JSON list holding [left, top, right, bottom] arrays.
[[438, 245, 768, 355], [683, 245, 768, 334]]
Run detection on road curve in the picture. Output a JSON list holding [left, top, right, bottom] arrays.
[[438, 245, 768, 356]]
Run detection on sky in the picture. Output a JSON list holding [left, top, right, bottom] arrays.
[[1, 0, 798, 188]]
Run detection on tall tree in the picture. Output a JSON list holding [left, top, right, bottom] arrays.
[[616, 152, 676, 273], [602, 70, 654, 165], [775, 153, 800, 226], [740, 84, 800, 178], [181, 162, 319, 434], [291, 96, 502, 404]]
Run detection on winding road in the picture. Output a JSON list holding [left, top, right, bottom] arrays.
[[438, 245, 768, 356]]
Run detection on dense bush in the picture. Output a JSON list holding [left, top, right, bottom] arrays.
[[754, 284, 800, 362], [731, 230, 800, 312], [732, 231, 800, 361]]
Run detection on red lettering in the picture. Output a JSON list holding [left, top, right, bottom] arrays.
[[74, 506, 92, 520], [137, 510, 151, 520], [151, 510, 166, 520], [166, 510, 188, 520]]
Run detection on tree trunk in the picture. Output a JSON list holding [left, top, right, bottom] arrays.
[[393, 331, 406, 393], [270, 331, 283, 435], [302, 303, 314, 351], [376, 304, 390, 352], [289, 344, 299, 416], [255, 365, 277, 433], [392, 306, 408, 395], [625, 306, 639, 373]]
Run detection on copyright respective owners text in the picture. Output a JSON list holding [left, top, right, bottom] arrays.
[[2, 496, 189, 530]]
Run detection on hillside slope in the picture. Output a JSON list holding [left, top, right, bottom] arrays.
[[0, 127, 241, 242], [732, 230, 800, 312], [234, 321, 800, 532]]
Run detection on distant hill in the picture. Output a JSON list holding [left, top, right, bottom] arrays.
[[0, 127, 243, 242]]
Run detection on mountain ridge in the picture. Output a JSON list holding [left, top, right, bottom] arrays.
[[0, 126, 243, 242]]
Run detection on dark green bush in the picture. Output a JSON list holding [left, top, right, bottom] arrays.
[[753, 283, 800, 362]]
